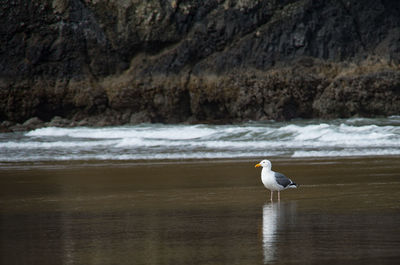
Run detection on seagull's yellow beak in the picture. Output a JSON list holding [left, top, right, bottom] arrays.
[[255, 163, 261, 168]]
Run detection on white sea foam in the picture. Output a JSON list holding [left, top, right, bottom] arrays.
[[292, 149, 400, 158], [0, 151, 283, 162], [0, 140, 118, 149], [27, 125, 217, 140], [2, 117, 400, 161]]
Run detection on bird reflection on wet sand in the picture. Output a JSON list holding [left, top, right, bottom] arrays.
[[262, 202, 297, 264]]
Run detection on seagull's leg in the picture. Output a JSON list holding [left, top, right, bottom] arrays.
[[270, 191, 273, 202], [278, 191, 280, 202]]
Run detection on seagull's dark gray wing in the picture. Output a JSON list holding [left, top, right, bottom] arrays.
[[274, 172, 292, 188]]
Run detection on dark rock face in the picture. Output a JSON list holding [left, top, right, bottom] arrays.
[[1, 0, 399, 128]]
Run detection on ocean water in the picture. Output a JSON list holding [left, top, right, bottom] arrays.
[[1, 117, 399, 162]]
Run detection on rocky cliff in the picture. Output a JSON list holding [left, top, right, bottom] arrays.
[[1, 0, 400, 130]]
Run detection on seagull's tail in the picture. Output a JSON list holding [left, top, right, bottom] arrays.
[[289, 182, 298, 188]]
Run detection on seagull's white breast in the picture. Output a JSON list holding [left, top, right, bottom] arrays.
[[261, 168, 283, 191]]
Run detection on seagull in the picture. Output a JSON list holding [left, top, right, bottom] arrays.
[[255, 159, 298, 202]]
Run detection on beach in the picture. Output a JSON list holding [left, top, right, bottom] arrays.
[[2, 1, 400, 264], [1, 157, 399, 264]]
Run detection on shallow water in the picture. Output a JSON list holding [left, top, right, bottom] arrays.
[[1, 157, 399, 264]]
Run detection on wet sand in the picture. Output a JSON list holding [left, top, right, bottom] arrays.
[[1, 157, 400, 264]]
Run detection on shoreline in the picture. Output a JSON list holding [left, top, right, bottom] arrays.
[[1, 155, 399, 170]]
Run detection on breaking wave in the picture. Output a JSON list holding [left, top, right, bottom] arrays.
[[1, 117, 399, 162]]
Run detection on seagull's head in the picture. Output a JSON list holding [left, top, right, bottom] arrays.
[[255, 159, 272, 169]]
